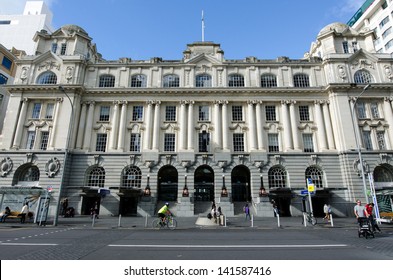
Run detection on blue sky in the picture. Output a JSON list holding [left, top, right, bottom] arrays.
[[2, 0, 365, 60]]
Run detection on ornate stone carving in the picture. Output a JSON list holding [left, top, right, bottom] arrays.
[[384, 65, 393, 80], [0, 157, 13, 177], [66, 66, 74, 83], [38, 61, 60, 71], [337, 65, 347, 81], [20, 66, 29, 83], [45, 157, 61, 178]]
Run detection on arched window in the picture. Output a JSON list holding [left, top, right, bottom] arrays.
[[99, 74, 115, 87], [19, 166, 40, 182], [163, 74, 179, 88], [293, 73, 310, 87], [87, 166, 105, 188], [228, 74, 245, 87], [354, 70, 374, 84], [268, 166, 287, 188], [37, 71, 57, 84], [122, 166, 142, 188], [131, 74, 147, 87], [261, 74, 277, 88], [305, 166, 323, 189], [196, 74, 212, 87]]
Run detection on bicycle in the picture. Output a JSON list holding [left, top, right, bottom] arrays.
[[152, 215, 177, 230], [301, 212, 317, 226]]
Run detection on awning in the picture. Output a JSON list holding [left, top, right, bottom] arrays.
[[0, 186, 45, 195]]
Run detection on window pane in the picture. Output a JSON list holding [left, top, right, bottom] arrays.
[[26, 131, 36, 149], [265, 105, 276, 121], [132, 106, 143, 121], [131, 74, 147, 87], [60, 43, 67, 55], [293, 74, 310, 87], [198, 106, 210, 121], [233, 133, 244, 152], [45, 103, 54, 119], [164, 133, 175, 151], [303, 134, 314, 152], [356, 103, 367, 119], [37, 72, 57, 84], [163, 75, 179, 88], [0, 73, 8, 84], [40, 131, 49, 150], [377, 131, 386, 150], [354, 70, 373, 84], [165, 106, 176, 121], [228, 74, 244, 87], [88, 167, 105, 188], [268, 134, 279, 152], [32, 103, 41, 119], [130, 133, 141, 152], [299, 105, 310, 121], [362, 131, 373, 150], [96, 133, 107, 152], [232, 105, 243, 121], [198, 131, 210, 152], [122, 166, 142, 188], [99, 106, 110, 121], [261, 74, 277, 87], [196, 74, 211, 87], [1, 56, 12, 70], [99, 75, 115, 87], [370, 103, 380, 119]]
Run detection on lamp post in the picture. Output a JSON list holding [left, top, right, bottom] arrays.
[[53, 86, 74, 226], [350, 84, 370, 204]]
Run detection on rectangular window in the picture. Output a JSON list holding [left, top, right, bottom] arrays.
[[99, 106, 110, 121], [130, 133, 141, 152], [198, 106, 210, 121], [352, 41, 358, 52], [0, 20, 11, 24], [299, 105, 310, 121], [268, 133, 279, 152], [40, 131, 49, 150], [164, 133, 175, 152], [60, 43, 67, 55], [32, 103, 42, 119], [356, 103, 367, 119], [233, 133, 245, 152], [51, 43, 58, 53], [45, 103, 54, 119], [232, 105, 243, 121], [302, 134, 314, 152], [380, 16, 390, 29], [383, 27, 392, 39], [370, 103, 380, 119], [362, 131, 373, 150], [377, 131, 386, 150], [385, 39, 393, 50], [343, 41, 349, 53], [165, 106, 176, 121], [132, 106, 143, 121], [198, 131, 210, 152], [96, 133, 107, 152], [1, 56, 12, 70], [0, 73, 8, 85], [26, 131, 36, 149], [265, 105, 276, 121]]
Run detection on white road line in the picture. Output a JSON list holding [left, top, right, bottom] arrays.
[[1, 243, 58, 246], [108, 244, 348, 248]]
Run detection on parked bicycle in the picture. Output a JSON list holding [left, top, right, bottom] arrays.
[[302, 212, 317, 226], [152, 214, 177, 230]]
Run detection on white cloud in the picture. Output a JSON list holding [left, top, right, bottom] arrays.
[[0, 0, 55, 15]]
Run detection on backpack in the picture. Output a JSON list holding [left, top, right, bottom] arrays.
[[207, 213, 212, 219]]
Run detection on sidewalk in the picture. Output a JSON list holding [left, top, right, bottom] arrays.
[[1, 215, 387, 230]]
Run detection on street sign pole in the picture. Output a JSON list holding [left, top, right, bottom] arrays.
[[306, 178, 314, 215]]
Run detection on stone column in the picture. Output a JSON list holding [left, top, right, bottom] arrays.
[[76, 102, 87, 149], [109, 101, 120, 150], [117, 101, 128, 151], [179, 101, 187, 150], [152, 101, 161, 150], [281, 100, 293, 151], [322, 101, 336, 150], [83, 101, 95, 150], [187, 101, 194, 150], [144, 100, 153, 150], [247, 101, 257, 151], [213, 101, 222, 150], [49, 98, 62, 149], [255, 101, 265, 150], [222, 101, 229, 150], [315, 100, 327, 151], [289, 101, 300, 150], [12, 98, 29, 149]]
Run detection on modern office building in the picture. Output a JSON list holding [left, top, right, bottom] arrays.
[[1, 20, 393, 223], [348, 0, 393, 54], [0, 1, 53, 55]]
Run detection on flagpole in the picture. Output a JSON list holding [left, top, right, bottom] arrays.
[[202, 10, 205, 42]]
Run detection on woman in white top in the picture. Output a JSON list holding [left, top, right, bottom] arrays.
[[20, 203, 29, 224]]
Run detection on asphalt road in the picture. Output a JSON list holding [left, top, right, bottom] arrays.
[[0, 225, 392, 260]]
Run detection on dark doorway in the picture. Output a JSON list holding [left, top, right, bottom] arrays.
[[231, 165, 251, 202], [81, 196, 100, 215], [269, 189, 292, 217], [194, 165, 215, 202], [158, 165, 178, 201], [119, 196, 138, 216]]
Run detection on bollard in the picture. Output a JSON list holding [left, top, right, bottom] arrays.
[[118, 214, 122, 227], [303, 212, 307, 227], [277, 214, 280, 228], [224, 215, 227, 227], [145, 214, 148, 228], [251, 214, 254, 228], [330, 214, 334, 227]]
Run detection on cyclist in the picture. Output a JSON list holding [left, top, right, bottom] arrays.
[[158, 202, 172, 225]]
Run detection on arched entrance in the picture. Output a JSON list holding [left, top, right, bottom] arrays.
[[157, 165, 178, 202], [231, 165, 251, 202], [194, 165, 214, 214], [374, 164, 393, 213]]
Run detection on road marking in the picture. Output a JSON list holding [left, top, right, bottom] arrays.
[[0, 242, 58, 246], [108, 244, 348, 249]]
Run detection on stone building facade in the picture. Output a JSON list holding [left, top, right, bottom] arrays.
[[1, 22, 393, 222]]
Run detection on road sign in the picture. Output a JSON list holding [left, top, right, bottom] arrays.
[[300, 190, 309, 195], [307, 184, 315, 192], [47, 186, 53, 192]]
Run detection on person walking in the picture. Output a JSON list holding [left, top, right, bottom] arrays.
[[323, 204, 331, 221], [354, 200, 366, 224], [244, 203, 251, 220], [365, 203, 381, 233], [20, 203, 29, 224]]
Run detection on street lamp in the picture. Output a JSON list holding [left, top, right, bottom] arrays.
[[53, 85, 74, 226], [350, 84, 371, 204]]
